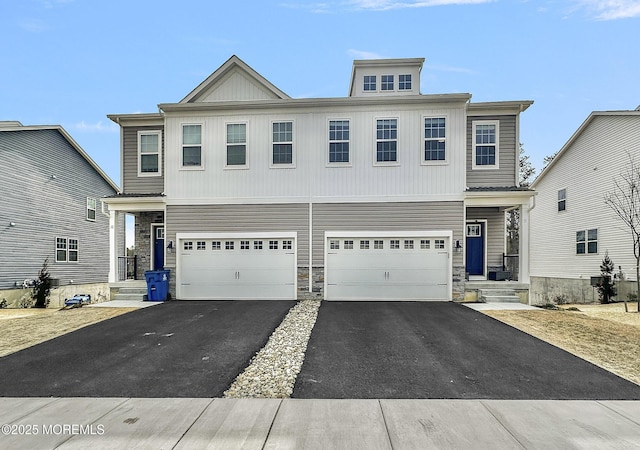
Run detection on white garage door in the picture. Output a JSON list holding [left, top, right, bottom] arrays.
[[325, 233, 451, 301], [177, 233, 297, 300]]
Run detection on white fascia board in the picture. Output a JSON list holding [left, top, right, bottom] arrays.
[[102, 196, 165, 211], [159, 93, 471, 113], [164, 193, 466, 206], [107, 113, 164, 126], [464, 192, 536, 207]]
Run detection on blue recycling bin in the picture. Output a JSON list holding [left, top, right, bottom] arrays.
[[144, 270, 170, 301]]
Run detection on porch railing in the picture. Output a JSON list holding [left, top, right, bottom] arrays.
[[502, 253, 519, 281], [117, 256, 137, 281]]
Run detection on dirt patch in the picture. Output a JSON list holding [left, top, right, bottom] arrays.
[[484, 303, 640, 386], [0, 307, 137, 357]]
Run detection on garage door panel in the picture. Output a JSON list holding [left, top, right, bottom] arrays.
[[325, 235, 450, 301], [178, 236, 296, 300]]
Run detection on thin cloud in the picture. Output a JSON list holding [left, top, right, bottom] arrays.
[[18, 19, 50, 33], [347, 0, 496, 11], [281, 0, 494, 13], [73, 121, 119, 133], [571, 0, 640, 20], [348, 49, 385, 59]]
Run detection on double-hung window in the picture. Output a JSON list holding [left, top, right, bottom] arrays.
[[472, 120, 499, 168], [424, 117, 446, 162], [329, 120, 350, 163], [86, 197, 97, 221], [381, 75, 394, 91], [56, 237, 78, 262], [399, 74, 412, 90], [272, 121, 293, 165], [376, 119, 398, 163], [138, 130, 161, 175], [364, 75, 376, 91], [182, 124, 202, 167], [226, 123, 247, 167], [576, 229, 598, 254], [558, 189, 567, 212]]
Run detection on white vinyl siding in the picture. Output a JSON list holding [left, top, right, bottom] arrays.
[[530, 114, 640, 281], [163, 105, 467, 202]]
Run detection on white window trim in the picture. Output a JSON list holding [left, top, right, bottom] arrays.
[[398, 74, 412, 91], [137, 130, 162, 177], [472, 120, 500, 170], [224, 122, 249, 170], [55, 237, 79, 263], [363, 75, 377, 92], [373, 117, 400, 167], [558, 188, 567, 212], [380, 74, 394, 91], [327, 118, 352, 167], [180, 123, 204, 171], [86, 197, 97, 222], [421, 115, 449, 166], [270, 120, 296, 169]]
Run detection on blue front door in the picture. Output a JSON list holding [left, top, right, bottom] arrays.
[[466, 223, 484, 277], [153, 226, 164, 270]]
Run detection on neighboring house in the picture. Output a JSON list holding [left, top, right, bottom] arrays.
[[105, 56, 534, 301], [0, 122, 120, 306], [530, 108, 640, 304]]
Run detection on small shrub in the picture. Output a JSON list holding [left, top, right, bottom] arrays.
[[0, 298, 7, 309], [596, 251, 617, 304], [31, 258, 52, 309], [628, 293, 638, 303], [553, 294, 568, 305], [540, 303, 559, 310]]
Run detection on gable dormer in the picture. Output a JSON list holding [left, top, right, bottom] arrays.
[[348, 58, 424, 97], [180, 55, 290, 103]]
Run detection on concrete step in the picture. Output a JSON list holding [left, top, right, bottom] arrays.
[[113, 293, 147, 301], [479, 289, 521, 303], [117, 287, 147, 295]]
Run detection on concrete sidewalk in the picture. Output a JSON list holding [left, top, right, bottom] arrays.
[[1, 398, 639, 449]]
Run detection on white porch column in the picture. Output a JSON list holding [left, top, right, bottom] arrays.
[[108, 209, 119, 283], [519, 202, 531, 285]]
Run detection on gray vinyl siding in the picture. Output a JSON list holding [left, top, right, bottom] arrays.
[[0, 129, 119, 289], [466, 115, 517, 187], [165, 203, 309, 268], [466, 207, 505, 269], [312, 201, 464, 267], [122, 125, 165, 194]]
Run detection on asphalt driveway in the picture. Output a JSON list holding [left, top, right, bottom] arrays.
[[0, 301, 295, 397], [293, 302, 640, 399]]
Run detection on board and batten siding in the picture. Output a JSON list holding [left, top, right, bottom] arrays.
[[530, 114, 640, 281], [466, 207, 505, 269], [466, 115, 517, 188], [0, 129, 120, 289], [163, 103, 467, 203], [165, 203, 309, 269], [196, 69, 282, 102], [312, 201, 464, 267], [122, 125, 165, 194]]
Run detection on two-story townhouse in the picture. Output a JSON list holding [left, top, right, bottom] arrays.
[[530, 109, 640, 304], [0, 122, 120, 307], [105, 56, 534, 302]]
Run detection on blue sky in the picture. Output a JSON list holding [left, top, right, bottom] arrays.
[[2, 0, 640, 186]]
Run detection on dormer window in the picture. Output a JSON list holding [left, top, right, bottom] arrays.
[[399, 74, 412, 90], [381, 75, 394, 91], [364, 76, 376, 91]]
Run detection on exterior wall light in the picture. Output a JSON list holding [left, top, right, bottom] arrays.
[[9, 222, 16, 227]]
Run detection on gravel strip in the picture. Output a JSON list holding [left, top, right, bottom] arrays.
[[224, 299, 321, 398]]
